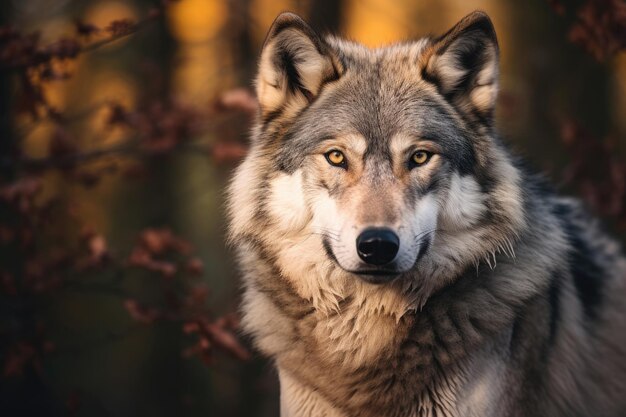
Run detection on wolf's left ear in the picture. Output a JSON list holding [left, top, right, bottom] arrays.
[[422, 11, 499, 126], [256, 12, 343, 123]]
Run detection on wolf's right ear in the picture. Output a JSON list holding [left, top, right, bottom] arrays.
[[422, 11, 499, 127], [256, 13, 343, 123]]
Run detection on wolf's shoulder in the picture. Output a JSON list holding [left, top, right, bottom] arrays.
[[547, 195, 626, 320]]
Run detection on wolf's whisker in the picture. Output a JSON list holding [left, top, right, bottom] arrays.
[[309, 232, 339, 242], [413, 228, 440, 243]]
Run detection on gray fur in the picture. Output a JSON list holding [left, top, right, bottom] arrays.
[[227, 11, 626, 417]]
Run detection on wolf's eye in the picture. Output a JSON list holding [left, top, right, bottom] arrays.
[[325, 150, 347, 168], [410, 151, 432, 168]]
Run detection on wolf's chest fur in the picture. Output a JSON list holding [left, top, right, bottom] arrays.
[[241, 251, 523, 417]]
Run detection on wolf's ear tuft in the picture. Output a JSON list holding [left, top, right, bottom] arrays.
[[256, 12, 343, 123], [423, 11, 499, 125]]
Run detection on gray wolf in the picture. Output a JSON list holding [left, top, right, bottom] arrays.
[[226, 10, 626, 417]]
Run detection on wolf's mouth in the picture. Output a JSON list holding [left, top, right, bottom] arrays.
[[349, 269, 401, 284], [322, 236, 404, 284]]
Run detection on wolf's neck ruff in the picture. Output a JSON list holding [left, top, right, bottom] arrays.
[[227, 10, 626, 417]]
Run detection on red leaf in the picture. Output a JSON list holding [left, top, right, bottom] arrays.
[[211, 142, 248, 163], [203, 321, 250, 361], [123, 299, 159, 324], [74, 20, 100, 37], [185, 258, 204, 276], [3, 342, 36, 377], [105, 19, 138, 37], [215, 88, 259, 116]]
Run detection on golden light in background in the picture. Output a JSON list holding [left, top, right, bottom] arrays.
[[18, 16, 74, 158], [20, 60, 75, 159], [81, 1, 140, 146], [22, 122, 57, 159], [19, 1, 141, 235], [168, 0, 238, 247], [67, 68, 137, 233], [167, 0, 234, 102], [88, 71, 137, 144], [167, 0, 228, 43], [249, 0, 298, 45], [85, 1, 137, 23], [55, 2, 141, 233], [342, 0, 508, 50], [343, 0, 415, 46], [172, 44, 236, 102]]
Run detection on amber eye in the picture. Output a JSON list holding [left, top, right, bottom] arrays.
[[325, 150, 347, 168], [411, 150, 432, 167]]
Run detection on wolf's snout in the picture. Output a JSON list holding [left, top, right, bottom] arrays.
[[356, 228, 400, 265]]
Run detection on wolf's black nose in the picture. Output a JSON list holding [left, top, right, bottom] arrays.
[[356, 228, 400, 266]]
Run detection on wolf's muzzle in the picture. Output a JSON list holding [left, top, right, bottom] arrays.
[[356, 228, 400, 265]]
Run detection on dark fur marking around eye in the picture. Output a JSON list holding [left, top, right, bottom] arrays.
[[424, 174, 443, 195], [318, 178, 341, 197]]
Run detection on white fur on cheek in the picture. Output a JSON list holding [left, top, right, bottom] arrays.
[[414, 194, 439, 248], [309, 189, 362, 270], [310, 188, 340, 231], [267, 171, 310, 233], [228, 156, 262, 240], [441, 174, 486, 230], [394, 194, 439, 272], [413, 194, 439, 234]]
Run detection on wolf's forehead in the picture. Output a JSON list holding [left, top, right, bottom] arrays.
[[327, 36, 432, 68], [294, 75, 459, 147], [311, 48, 451, 136]]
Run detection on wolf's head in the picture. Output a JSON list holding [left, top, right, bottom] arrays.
[[229, 11, 526, 309]]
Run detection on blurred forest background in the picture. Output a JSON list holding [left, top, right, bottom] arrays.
[[0, 0, 624, 416]]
